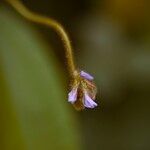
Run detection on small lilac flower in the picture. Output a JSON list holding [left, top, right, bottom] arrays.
[[80, 71, 94, 81], [84, 92, 97, 108], [68, 70, 97, 110], [68, 87, 78, 104]]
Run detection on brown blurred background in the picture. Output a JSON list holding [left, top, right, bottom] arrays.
[[1, 0, 150, 150]]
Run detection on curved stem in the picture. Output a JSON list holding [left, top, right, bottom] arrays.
[[5, 0, 76, 78]]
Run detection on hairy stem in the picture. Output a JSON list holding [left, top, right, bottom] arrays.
[[5, 0, 76, 78]]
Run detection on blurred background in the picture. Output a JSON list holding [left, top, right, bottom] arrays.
[[0, 0, 150, 150]]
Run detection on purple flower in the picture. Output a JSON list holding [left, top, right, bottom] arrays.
[[84, 92, 97, 108], [68, 87, 78, 104], [68, 70, 97, 110], [80, 71, 94, 81]]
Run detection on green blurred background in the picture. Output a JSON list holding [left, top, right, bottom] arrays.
[[0, 0, 150, 150]]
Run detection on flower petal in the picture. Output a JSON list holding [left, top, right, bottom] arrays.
[[68, 87, 78, 104], [80, 71, 94, 80], [84, 92, 97, 108]]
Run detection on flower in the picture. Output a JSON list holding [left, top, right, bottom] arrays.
[[84, 91, 97, 108], [68, 70, 97, 110], [68, 87, 78, 104], [80, 71, 94, 80]]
